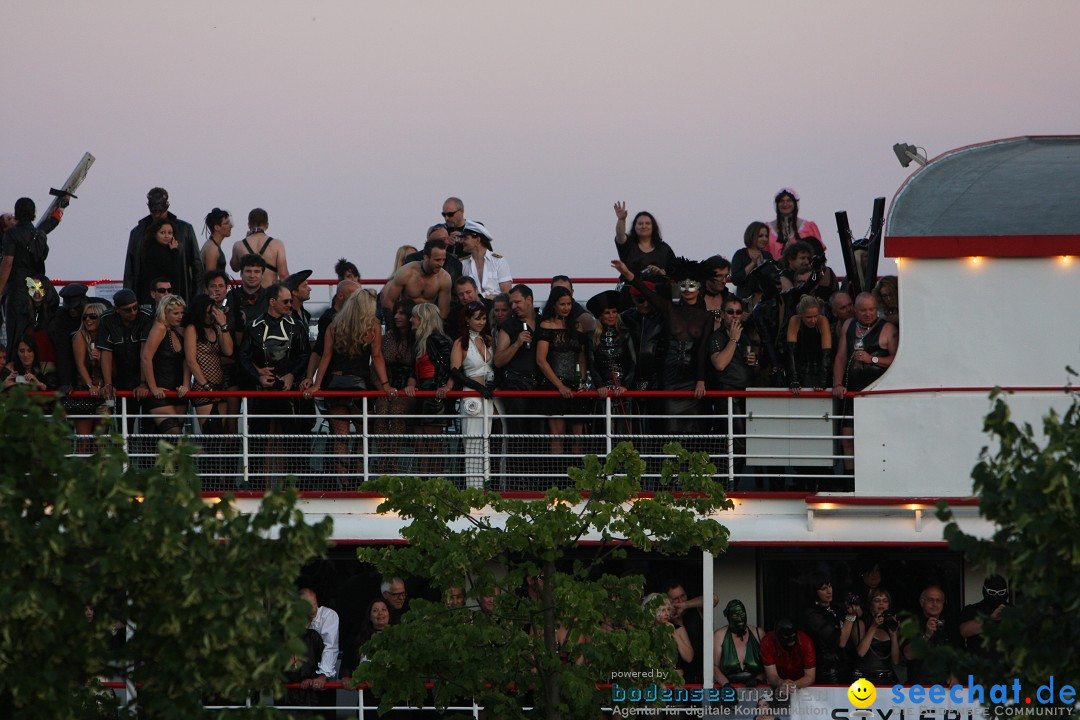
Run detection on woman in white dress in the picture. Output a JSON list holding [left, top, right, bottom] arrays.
[[450, 300, 503, 489]]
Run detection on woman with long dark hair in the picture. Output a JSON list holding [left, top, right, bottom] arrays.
[[136, 218, 182, 305], [182, 293, 233, 431], [371, 297, 415, 475], [799, 574, 853, 684], [2, 335, 57, 391], [613, 202, 676, 278], [451, 300, 499, 488], [766, 188, 825, 259], [535, 286, 588, 456]]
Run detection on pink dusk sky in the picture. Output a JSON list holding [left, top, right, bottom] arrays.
[[4, 1, 1079, 289]]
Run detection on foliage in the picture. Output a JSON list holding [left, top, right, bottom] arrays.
[[937, 388, 1080, 712], [0, 390, 333, 719], [356, 442, 732, 720]]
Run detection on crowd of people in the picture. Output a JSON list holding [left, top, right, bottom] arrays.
[[276, 562, 1008, 716], [1, 188, 901, 488]]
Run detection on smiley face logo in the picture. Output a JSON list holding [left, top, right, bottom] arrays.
[[848, 678, 876, 708]]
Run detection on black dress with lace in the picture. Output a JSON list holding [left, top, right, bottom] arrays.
[[536, 325, 588, 417]]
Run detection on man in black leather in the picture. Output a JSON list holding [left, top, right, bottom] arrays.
[[239, 282, 310, 483], [0, 197, 64, 351], [123, 187, 203, 301]]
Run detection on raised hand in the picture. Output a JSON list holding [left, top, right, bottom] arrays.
[[613, 201, 627, 220]]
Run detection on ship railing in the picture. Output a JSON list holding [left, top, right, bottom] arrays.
[[48, 389, 852, 493]]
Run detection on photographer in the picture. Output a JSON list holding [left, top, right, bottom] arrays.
[[852, 588, 900, 683], [959, 575, 1009, 657], [902, 585, 958, 685]]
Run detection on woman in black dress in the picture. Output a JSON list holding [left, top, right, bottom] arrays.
[[535, 286, 588, 456], [613, 202, 676, 278], [136, 218, 182, 306], [140, 294, 190, 434]]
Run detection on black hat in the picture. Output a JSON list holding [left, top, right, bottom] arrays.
[[283, 269, 312, 291], [586, 290, 626, 317], [59, 283, 89, 307], [113, 288, 138, 306], [668, 256, 712, 284]]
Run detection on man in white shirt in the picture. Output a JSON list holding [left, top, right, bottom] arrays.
[[299, 587, 339, 688], [459, 221, 512, 299]]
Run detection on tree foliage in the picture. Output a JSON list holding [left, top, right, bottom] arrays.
[[0, 390, 333, 719], [938, 389, 1080, 710], [356, 442, 731, 720]]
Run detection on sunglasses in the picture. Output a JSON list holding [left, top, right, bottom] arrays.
[[153, 287, 173, 294], [441, 209, 460, 217], [724, 309, 744, 316], [985, 587, 1008, 597], [83, 313, 100, 320]]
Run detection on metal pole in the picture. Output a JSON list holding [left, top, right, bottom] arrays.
[[240, 396, 250, 487], [702, 550, 715, 694], [604, 395, 613, 456], [361, 396, 370, 485], [726, 395, 735, 489]]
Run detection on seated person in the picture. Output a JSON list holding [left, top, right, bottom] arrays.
[[760, 619, 816, 692]]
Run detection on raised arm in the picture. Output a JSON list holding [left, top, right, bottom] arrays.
[[614, 201, 628, 245]]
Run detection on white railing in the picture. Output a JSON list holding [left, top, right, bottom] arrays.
[[56, 389, 853, 493]]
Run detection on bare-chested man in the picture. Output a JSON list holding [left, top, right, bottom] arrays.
[[229, 207, 289, 286], [381, 238, 451, 319]]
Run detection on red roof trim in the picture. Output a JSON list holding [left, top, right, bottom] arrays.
[[886, 235, 1080, 258]]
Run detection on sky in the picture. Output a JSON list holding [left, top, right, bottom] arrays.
[[4, 0, 1079, 294]]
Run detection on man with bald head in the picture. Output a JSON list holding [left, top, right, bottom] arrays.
[[832, 292, 897, 472]]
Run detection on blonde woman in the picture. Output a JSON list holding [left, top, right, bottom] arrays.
[[404, 303, 453, 476], [392, 244, 418, 274], [306, 289, 392, 477], [141, 294, 190, 434], [70, 302, 109, 450]]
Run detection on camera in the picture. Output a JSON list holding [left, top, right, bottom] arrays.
[[810, 254, 827, 271], [845, 593, 862, 609], [881, 610, 899, 632], [15, 375, 27, 384], [269, 377, 286, 391]]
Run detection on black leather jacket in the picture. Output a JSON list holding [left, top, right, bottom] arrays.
[[239, 311, 310, 388], [411, 332, 452, 389]]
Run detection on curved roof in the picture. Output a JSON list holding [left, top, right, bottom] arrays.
[[886, 136, 1080, 256]]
